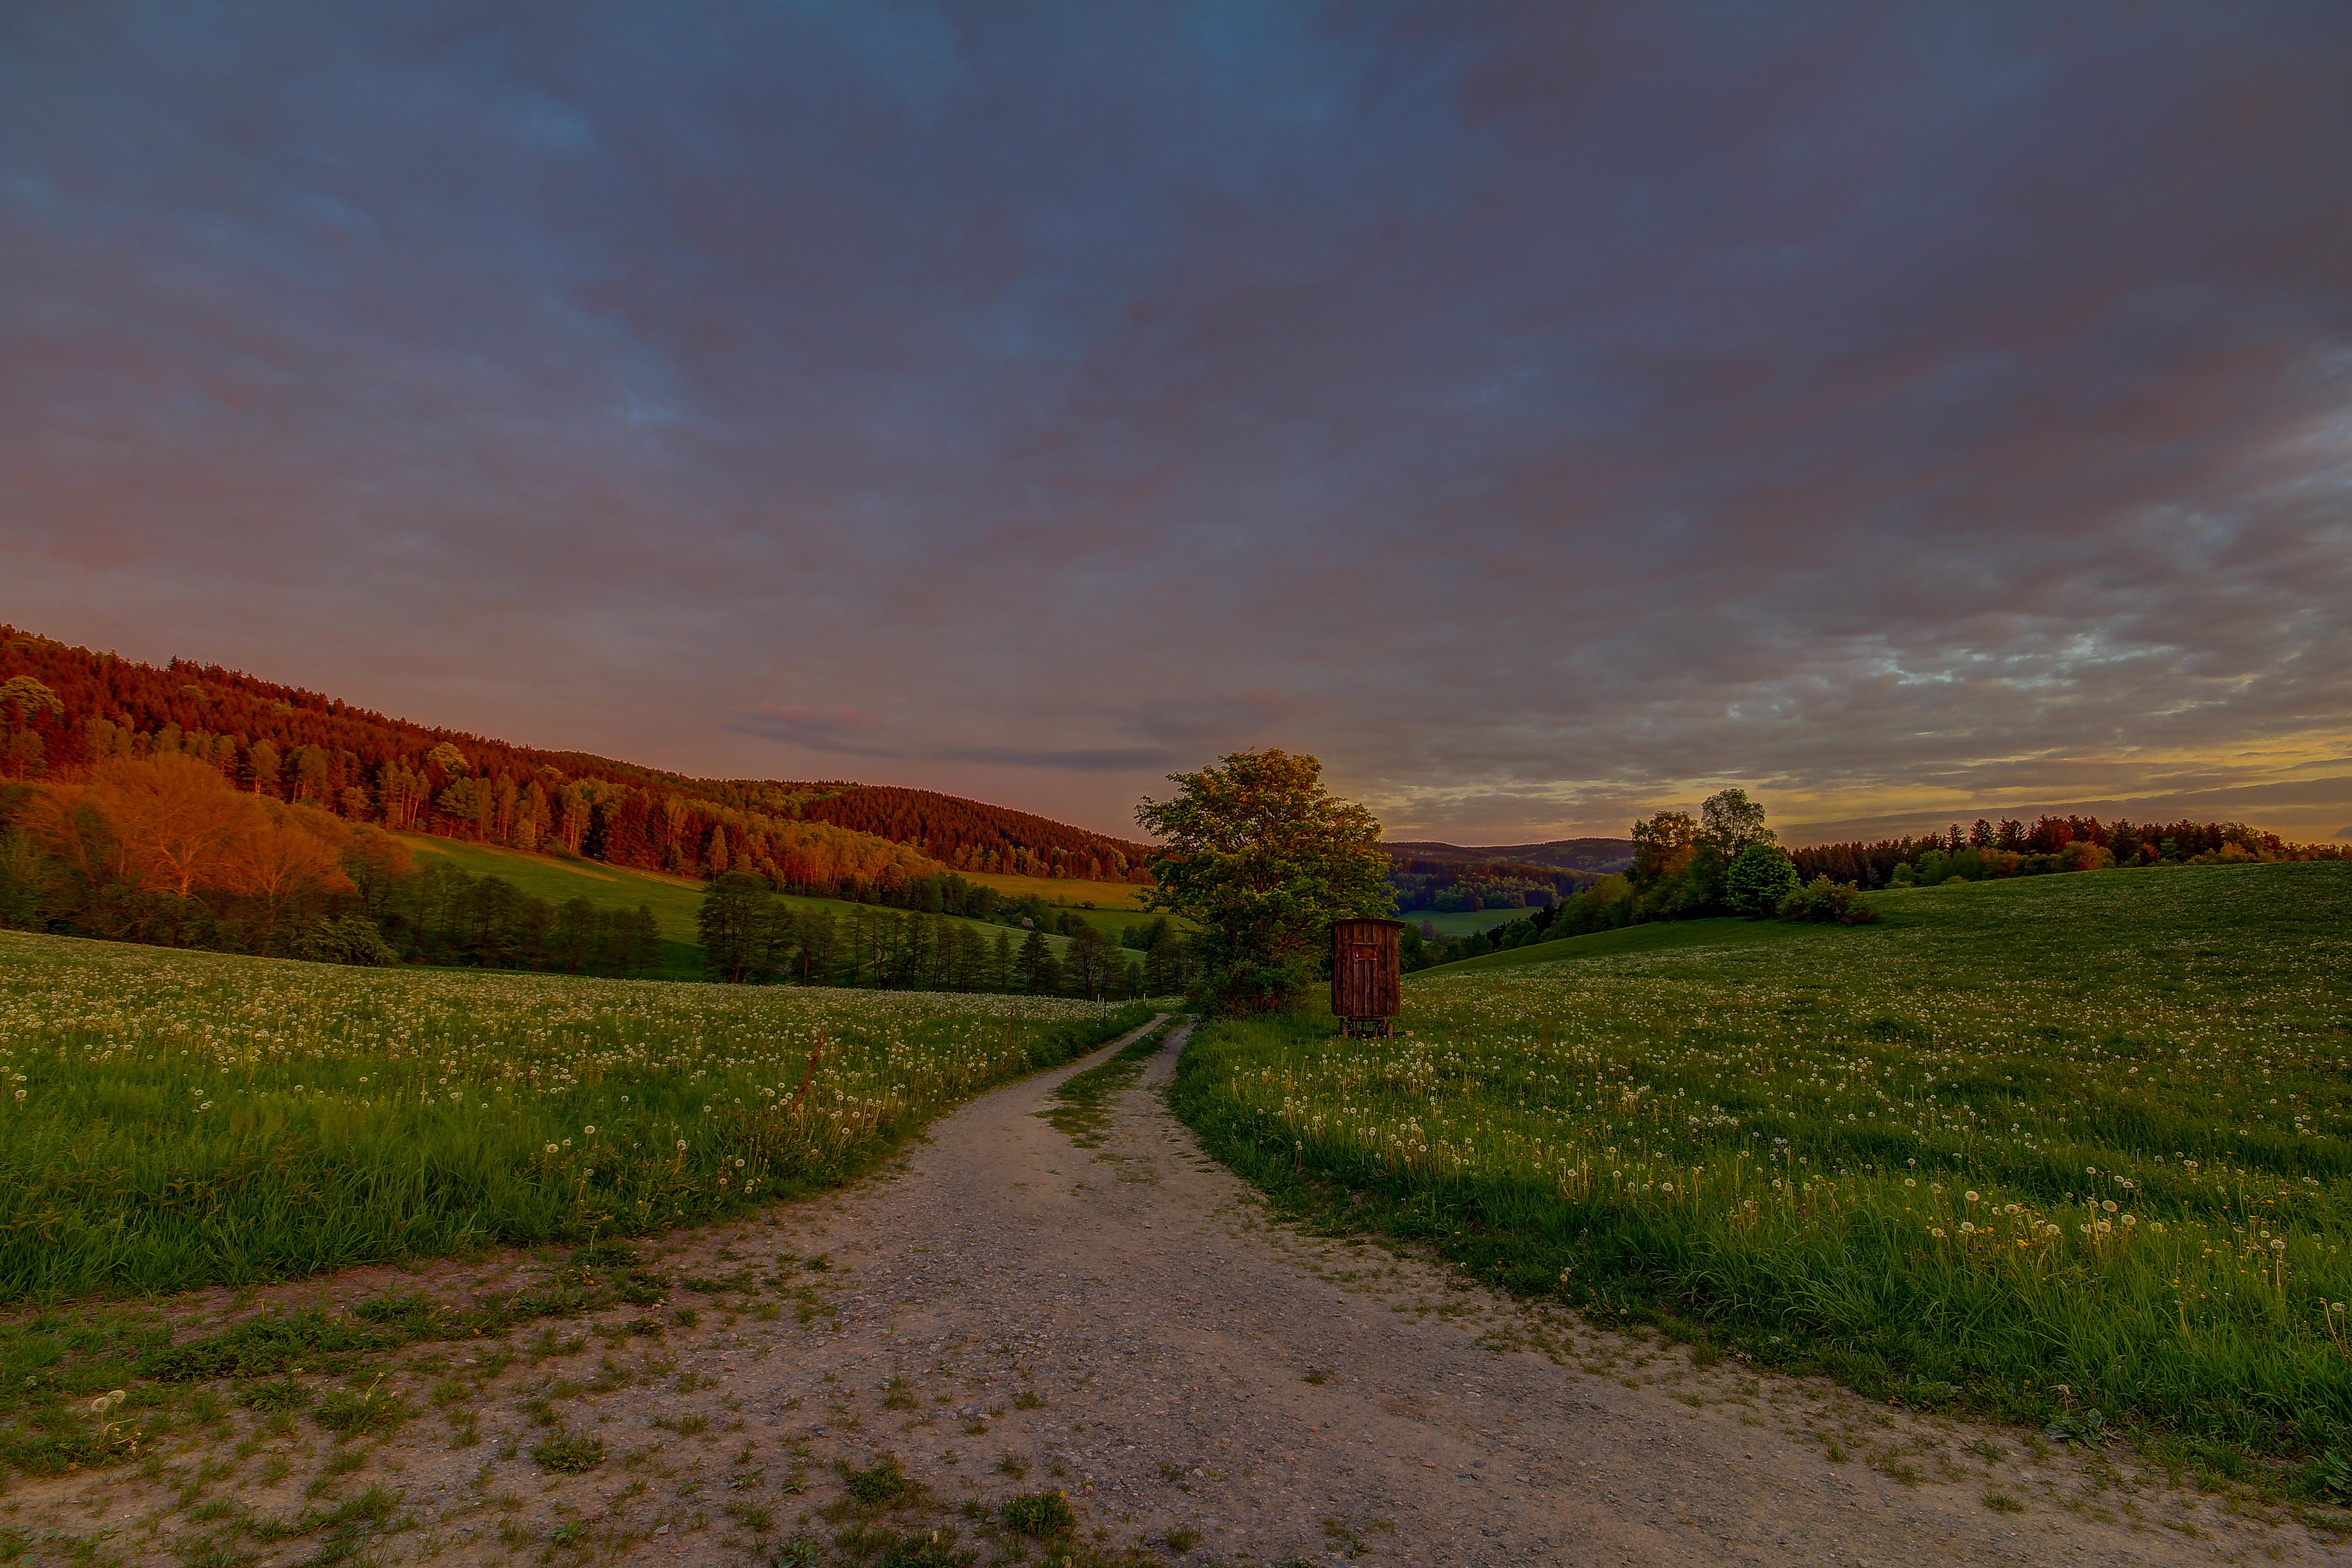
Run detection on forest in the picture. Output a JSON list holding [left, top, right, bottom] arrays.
[[1381, 853, 1594, 913], [0, 629, 1181, 980], [0, 628, 1148, 896]]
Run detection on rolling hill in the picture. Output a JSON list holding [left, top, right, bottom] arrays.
[[0, 624, 1149, 896], [1385, 837, 1636, 874]]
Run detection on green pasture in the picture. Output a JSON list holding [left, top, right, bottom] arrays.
[[1174, 861, 2352, 1480], [396, 835, 707, 941], [1420, 910, 1833, 972], [398, 834, 1090, 965], [0, 931, 1149, 1310], [960, 870, 1157, 938]]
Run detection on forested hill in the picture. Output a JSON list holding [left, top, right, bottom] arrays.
[[0, 625, 1150, 885], [795, 786, 1150, 882], [1385, 837, 1636, 874]]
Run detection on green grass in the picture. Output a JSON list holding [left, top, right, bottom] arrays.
[[1041, 1022, 1172, 1148], [958, 871, 1156, 935], [0, 929, 1149, 1304], [1419, 912, 1833, 971], [1172, 862, 2352, 1475], [400, 833, 1096, 971]]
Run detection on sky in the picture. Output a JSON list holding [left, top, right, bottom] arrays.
[[5, 2, 2350, 846]]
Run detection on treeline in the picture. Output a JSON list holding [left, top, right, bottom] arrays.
[[0, 629, 1150, 890], [1406, 794, 2352, 970], [0, 751, 671, 975], [1, 752, 408, 961], [1383, 854, 1594, 914], [1406, 790, 1863, 968], [694, 872, 1174, 996], [794, 785, 1153, 884], [1791, 815, 2350, 887], [358, 861, 664, 976]]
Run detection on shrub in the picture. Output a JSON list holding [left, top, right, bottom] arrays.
[[1777, 875, 1875, 925]]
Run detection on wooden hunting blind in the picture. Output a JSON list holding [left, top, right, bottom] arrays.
[[1330, 917, 1404, 1037]]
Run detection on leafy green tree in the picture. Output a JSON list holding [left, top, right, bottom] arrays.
[[1134, 748, 1392, 1014], [1723, 842, 1801, 914], [1630, 811, 1698, 883], [1699, 788, 1773, 855]]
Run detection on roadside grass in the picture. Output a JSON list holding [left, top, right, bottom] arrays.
[[1041, 1022, 1174, 1149], [0, 930, 1149, 1305], [1171, 862, 2352, 1493]]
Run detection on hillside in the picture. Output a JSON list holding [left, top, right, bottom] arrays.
[[1385, 836, 1636, 873], [398, 834, 1098, 972], [0, 625, 1147, 893]]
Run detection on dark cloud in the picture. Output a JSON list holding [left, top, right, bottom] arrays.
[[3, 1, 2348, 841], [929, 745, 1178, 773]]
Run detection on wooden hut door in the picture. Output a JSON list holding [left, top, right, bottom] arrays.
[[1347, 942, 1379, 1015]]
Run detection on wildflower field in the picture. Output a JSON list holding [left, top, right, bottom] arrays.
[[0, 931, 1150, 1303], [1172, 861, 2352, 1469]]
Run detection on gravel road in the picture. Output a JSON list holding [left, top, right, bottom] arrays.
[[10, 1016, 2338, 1567]]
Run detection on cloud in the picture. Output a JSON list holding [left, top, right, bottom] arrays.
[[727, 706, 899, 761], [2, 3, 2349, 841], [929, 744, 1177, 772]]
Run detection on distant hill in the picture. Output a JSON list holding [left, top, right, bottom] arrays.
[[0, 624, 1150, 887], [1385, 837, 1636, 875], [795, 784, 1151, 883]]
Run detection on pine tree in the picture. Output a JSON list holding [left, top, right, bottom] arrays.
[[1016, 927, 1059, 994]]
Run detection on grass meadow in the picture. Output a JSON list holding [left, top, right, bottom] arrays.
[[1173, 861, 2352, 1482], [0, 930, 1149, 1305], [397, 834, 1095, 972]]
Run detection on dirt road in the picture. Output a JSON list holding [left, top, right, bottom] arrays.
[[10, 1017, 2338, 1567]]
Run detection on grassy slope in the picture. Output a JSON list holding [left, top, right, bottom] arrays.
[[1173, 861, 2352, 1478], [1418, 911, 1838, 973], [397, 834, 1094, 966], [958, 870, 1161, 939]]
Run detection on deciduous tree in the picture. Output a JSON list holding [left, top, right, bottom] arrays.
[[1134, 748, 1392, 1014]]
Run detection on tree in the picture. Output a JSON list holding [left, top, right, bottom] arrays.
[[0, 676, 62, 778], [1699, 789, 1773, 855], [698, 871, 771, 981], [1630, 811, 1698, 883], [1133, 749, 1393, 1014], [28, 753, 253, 897], [0, 675, 62, 731], [1065, 923, 1118, 998], [1723, 841, 1801, 915], [1015, 927, 1061, 995]]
